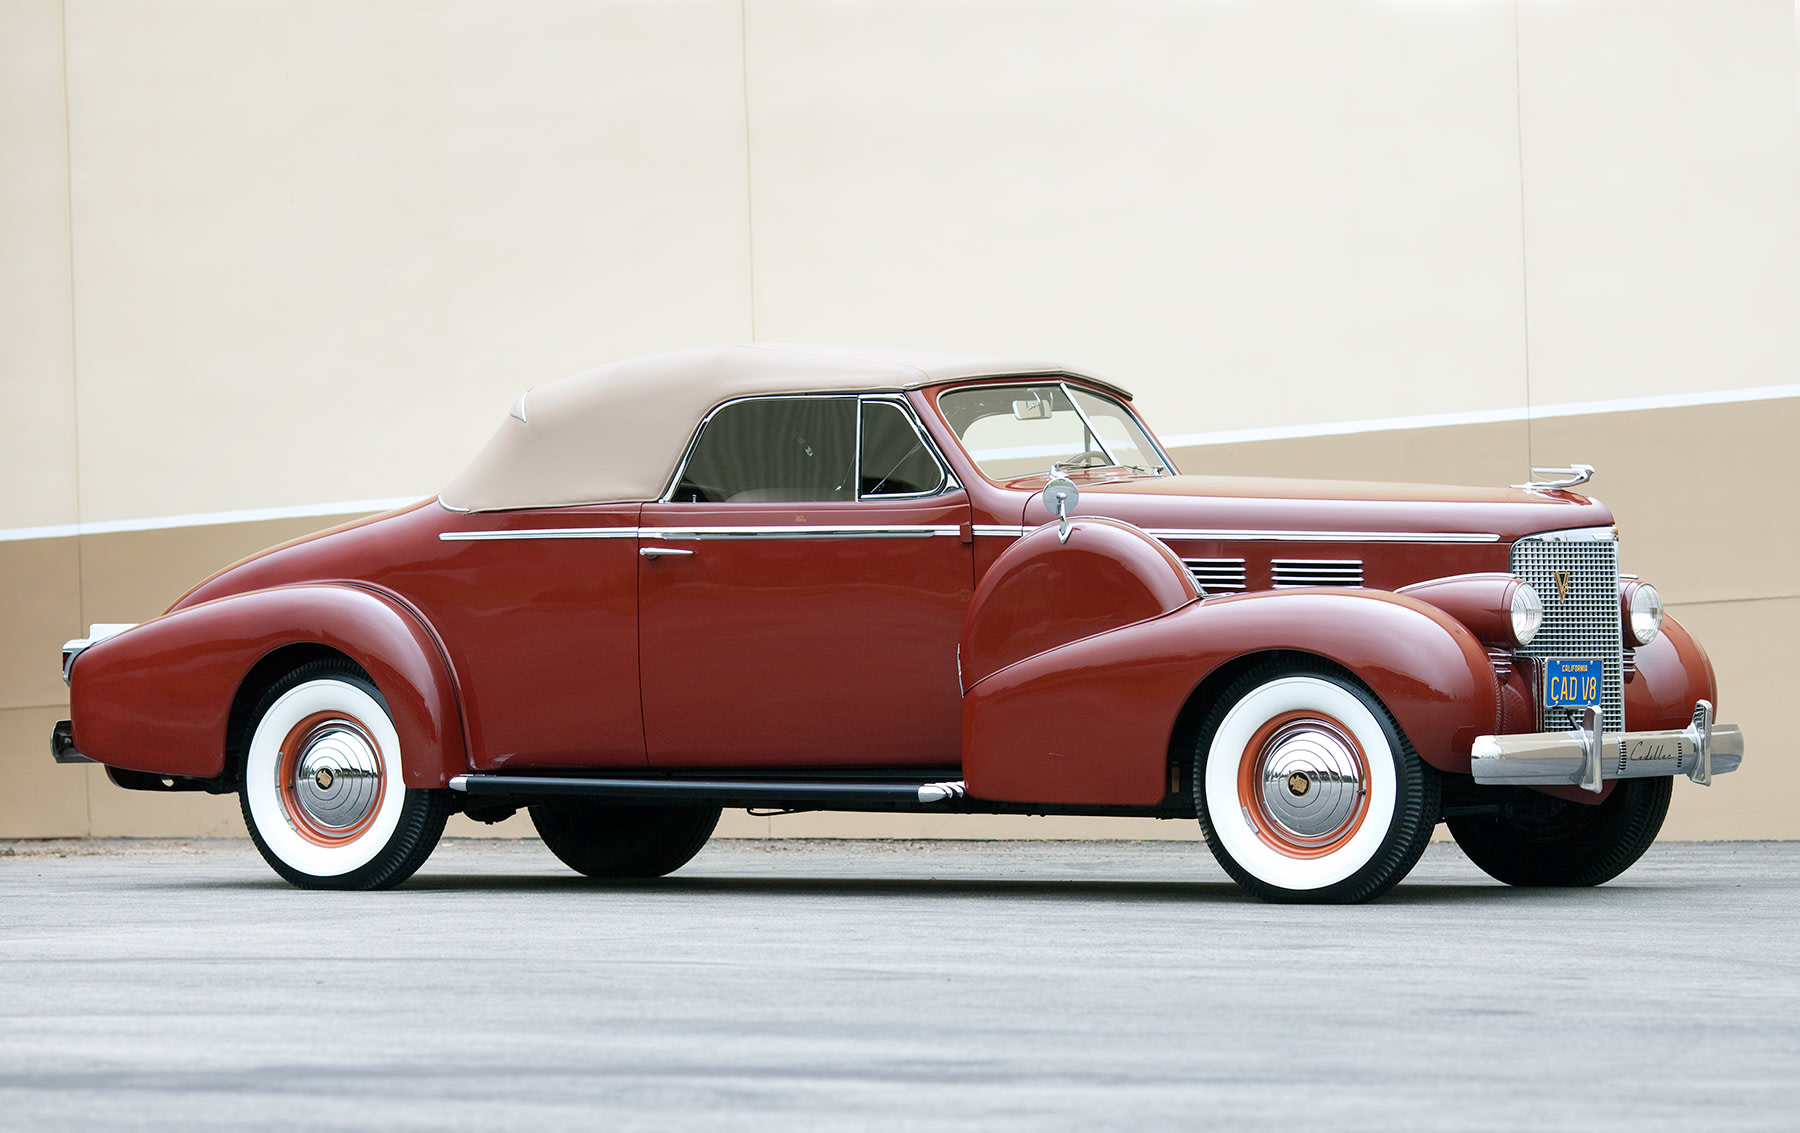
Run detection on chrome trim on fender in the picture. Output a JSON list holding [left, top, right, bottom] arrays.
[[1470, 700, 1744, 791], [1144, 528, 1501, 544], [440, 528, 639, 541]]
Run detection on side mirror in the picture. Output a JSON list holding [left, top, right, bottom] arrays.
[[1041, 477, 1078, 543]]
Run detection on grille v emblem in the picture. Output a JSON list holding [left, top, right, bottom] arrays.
[[1554, 570, 1572, 603]]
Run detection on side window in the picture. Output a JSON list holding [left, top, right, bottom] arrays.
[[859, 400, 947, 497], [673, 397, 856, 503]]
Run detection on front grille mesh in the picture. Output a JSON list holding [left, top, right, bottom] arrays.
[[1511, 531, 1623, 732]]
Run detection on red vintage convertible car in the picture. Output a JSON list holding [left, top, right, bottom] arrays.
[[53, 344, 1743, 901]]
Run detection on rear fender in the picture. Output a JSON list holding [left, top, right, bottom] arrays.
[[963, 589, 1500, 806], [68, 584, 466, 787]]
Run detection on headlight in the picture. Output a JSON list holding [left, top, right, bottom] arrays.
[[1624, 581, 1663, 645], [1510, 582, 1543, 646]]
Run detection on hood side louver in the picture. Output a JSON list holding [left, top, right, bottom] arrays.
[[1271, 559, 1364, 588], [1183, 558, 1247, 592]]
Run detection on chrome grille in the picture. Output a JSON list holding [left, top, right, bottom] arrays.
[[1183, 558, 1246, 592], [1272, 559, 1363, 588], [1511, 528, 1623, 732]]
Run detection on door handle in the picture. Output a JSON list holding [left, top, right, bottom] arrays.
[[639, 547, 695, 559]]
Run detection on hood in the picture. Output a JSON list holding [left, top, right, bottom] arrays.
[[1020, 473, 1612, 544]]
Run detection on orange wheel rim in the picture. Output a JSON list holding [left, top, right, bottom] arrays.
[[274, 710, 387, 847], [1235, 709, 1371, 859]]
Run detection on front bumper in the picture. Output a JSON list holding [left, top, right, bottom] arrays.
[[1471, 700, 1742, 793]]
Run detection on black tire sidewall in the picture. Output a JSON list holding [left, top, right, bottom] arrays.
[[238, 659, 448, 891], [1193, 661, 1441, 904], [530, 799, 721, 879], [1446, 776, 1671, 887]]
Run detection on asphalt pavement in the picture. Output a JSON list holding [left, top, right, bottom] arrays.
[[0, 836, 1795, 1132]]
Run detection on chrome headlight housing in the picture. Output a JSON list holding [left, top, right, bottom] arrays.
[[1509, 582, 1543, 646], [1623, 581, 1663, 645]]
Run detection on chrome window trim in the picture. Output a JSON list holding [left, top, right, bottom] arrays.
[[656, 391, 959, 505], [856, 395, 954, 500], [935, 379, 1177, 481]]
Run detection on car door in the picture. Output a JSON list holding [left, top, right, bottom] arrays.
[[637, 395, 973, 768]]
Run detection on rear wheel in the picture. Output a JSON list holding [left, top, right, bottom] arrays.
[[1193, 662, 1440, 903], [239, 660, 448, 890], [531, 799, 721, 879], [1446, 777, 1671, 887]]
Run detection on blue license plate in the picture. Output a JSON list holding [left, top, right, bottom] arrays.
[[1544, 657, 1603, 711]]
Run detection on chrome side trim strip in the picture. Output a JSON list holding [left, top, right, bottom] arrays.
[[447, 523, 1500, 544], [440, 528, 639, 541], [642, 525, 960, 540], [969, 524, 1498, 544], [442, 525, 964, 542], [917, 780, 968, 803], [451, 773, 974, 808]]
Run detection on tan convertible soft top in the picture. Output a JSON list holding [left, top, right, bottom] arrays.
[[439, 343, 1124, 512]]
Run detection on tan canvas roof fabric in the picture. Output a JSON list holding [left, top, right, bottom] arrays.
[[439, 343, 1122, 512]]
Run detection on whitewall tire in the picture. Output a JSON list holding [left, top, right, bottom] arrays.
[[239, 660, 448, 890], [1193, 663, 1440, 903]]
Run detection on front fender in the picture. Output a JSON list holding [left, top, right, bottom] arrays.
[[963, 589, 1500, 806], [68, 584, 466, 787], [1625, 612, 1717, 730]]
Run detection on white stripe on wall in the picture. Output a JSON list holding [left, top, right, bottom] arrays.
[[2, 382, 1795, 544], [1159, 383, 1800, 449], [0, 497, 426, 543]]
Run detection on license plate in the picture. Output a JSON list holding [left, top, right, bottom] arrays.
[[1544, 657, 1603, 711]]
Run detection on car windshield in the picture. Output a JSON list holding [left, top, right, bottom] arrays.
[[937, 383, 1172, 481]]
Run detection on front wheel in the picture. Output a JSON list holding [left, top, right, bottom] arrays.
[[1446, 777, 1671, 887], [531, 799, 721, 879], [1193, 663, 1440, 903], [240, 660, 448, 890]]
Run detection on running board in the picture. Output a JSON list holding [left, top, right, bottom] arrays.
[[448, 773, 970, 808]]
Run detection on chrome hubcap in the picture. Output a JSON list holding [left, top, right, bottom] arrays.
[[1258, 720, 1366, 841], [292, 723, 382, 831]]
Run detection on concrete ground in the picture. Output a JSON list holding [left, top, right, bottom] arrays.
[[0, 837, 1794, 1132]]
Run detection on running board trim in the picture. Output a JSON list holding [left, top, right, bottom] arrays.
[[448, 773, 970, 808]]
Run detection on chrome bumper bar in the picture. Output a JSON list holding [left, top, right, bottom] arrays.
[[1471, 700, 1742, 793]]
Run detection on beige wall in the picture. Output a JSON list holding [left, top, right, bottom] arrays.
[[2, 0, 1795, 840]]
